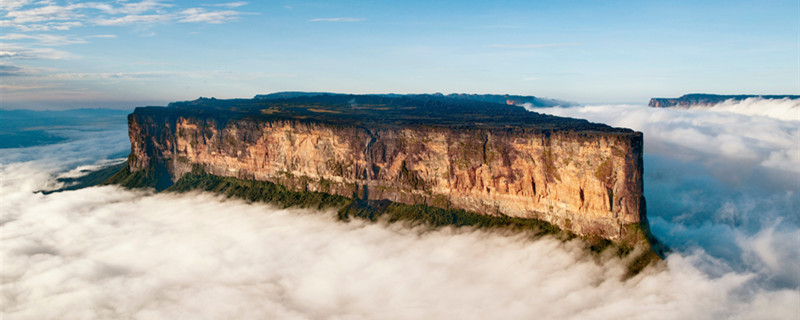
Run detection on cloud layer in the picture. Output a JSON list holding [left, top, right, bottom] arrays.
[[533, 104, 799, 288], [692, 97, 799, 122], [1, 103, 798, 319], [1, 186, 796, 319]]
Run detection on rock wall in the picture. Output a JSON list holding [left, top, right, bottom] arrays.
[[128, 111, 645, 240]]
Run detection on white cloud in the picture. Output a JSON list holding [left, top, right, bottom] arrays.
[[85, 34, 116, 39], [108, 0, 172, 15], [1, 176, 797, 319], [3, 4, 82, 24], [3, 1, 246, 30], [0, 43, 75, 59], [309, 17, 366, 22], [204, 1, 248, 8], [0, 33, 87, 45], [688, 97, 800, 122], [11, 21, 83, 31], [94, 13, 172, 26], [47, 70, 174, 80], [0, 0, 34, 11], [178, 8, 242, 24]]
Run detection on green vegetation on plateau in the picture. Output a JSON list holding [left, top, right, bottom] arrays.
[[136, 93, 633, 133], [167, 166, 351, 210]]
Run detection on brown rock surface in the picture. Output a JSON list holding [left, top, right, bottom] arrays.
[[126, 94, 646, 240]]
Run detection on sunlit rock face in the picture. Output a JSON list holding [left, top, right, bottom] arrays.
[[127, 94, 645, 240]]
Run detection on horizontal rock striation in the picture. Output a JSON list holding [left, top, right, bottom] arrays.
[[125, 94, 647, 241]]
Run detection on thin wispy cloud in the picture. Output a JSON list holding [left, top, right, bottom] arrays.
[[0, 63, 54, 76], [204, 2, 249, 8], [2, 0, 248, 30], [0, 0, 35, 11], [178, 8, 243, 24], [94, 14, 172, 26], [0, 43, 75, 60], [0, 83, 50, 90], [11, 21, 83, 32], [44, 70, 296, 81], [3, 3, 83, 24], [309, 17, 366, 22], [86, 34, 117, 39], [1, 33, 116, 46], [487, 42, 580, 49], [0, 33, 87, 46]]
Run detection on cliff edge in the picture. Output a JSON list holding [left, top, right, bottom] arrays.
[[112, 93, 650, 245]]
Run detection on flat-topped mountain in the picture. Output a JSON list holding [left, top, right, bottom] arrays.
[[649, 93, 799, 108], [153, 93, 597, 131], [253, 92, 575, 108], [111, 93, 653, 251]]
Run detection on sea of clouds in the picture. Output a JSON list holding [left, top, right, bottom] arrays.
[[685, 97, 799, 122], [1, 103, 798, 319]]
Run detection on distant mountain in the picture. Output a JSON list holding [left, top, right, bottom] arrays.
[[435, 93, 575, 108], [254, 91, 340, 100], [254, 92, 575, 108], [648, 94, 799, 108]]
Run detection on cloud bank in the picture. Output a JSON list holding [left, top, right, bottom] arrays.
[[1, 103, 798, 319], [696, 97, 799, 122], [533, 104, 799, 288]]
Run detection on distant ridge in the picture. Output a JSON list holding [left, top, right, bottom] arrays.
[[254, 92, 575, 108], [648, 93, 799, 108]]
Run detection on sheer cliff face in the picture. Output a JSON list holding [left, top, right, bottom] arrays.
[[128, 112, 645, 240]]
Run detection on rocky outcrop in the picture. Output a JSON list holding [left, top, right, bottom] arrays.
[[125, 94, 646, 241], [649, 93, 799, 108]]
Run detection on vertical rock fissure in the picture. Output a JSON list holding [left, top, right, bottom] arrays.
[[364, 128, 377, 180], [481, 131, 489, 164], [127, 109, 646, 241]]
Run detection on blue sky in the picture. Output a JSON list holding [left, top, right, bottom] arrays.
[[1, 0, 798, 109]]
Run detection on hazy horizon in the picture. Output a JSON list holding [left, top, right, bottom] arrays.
[[2, 0, 798, 110]]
